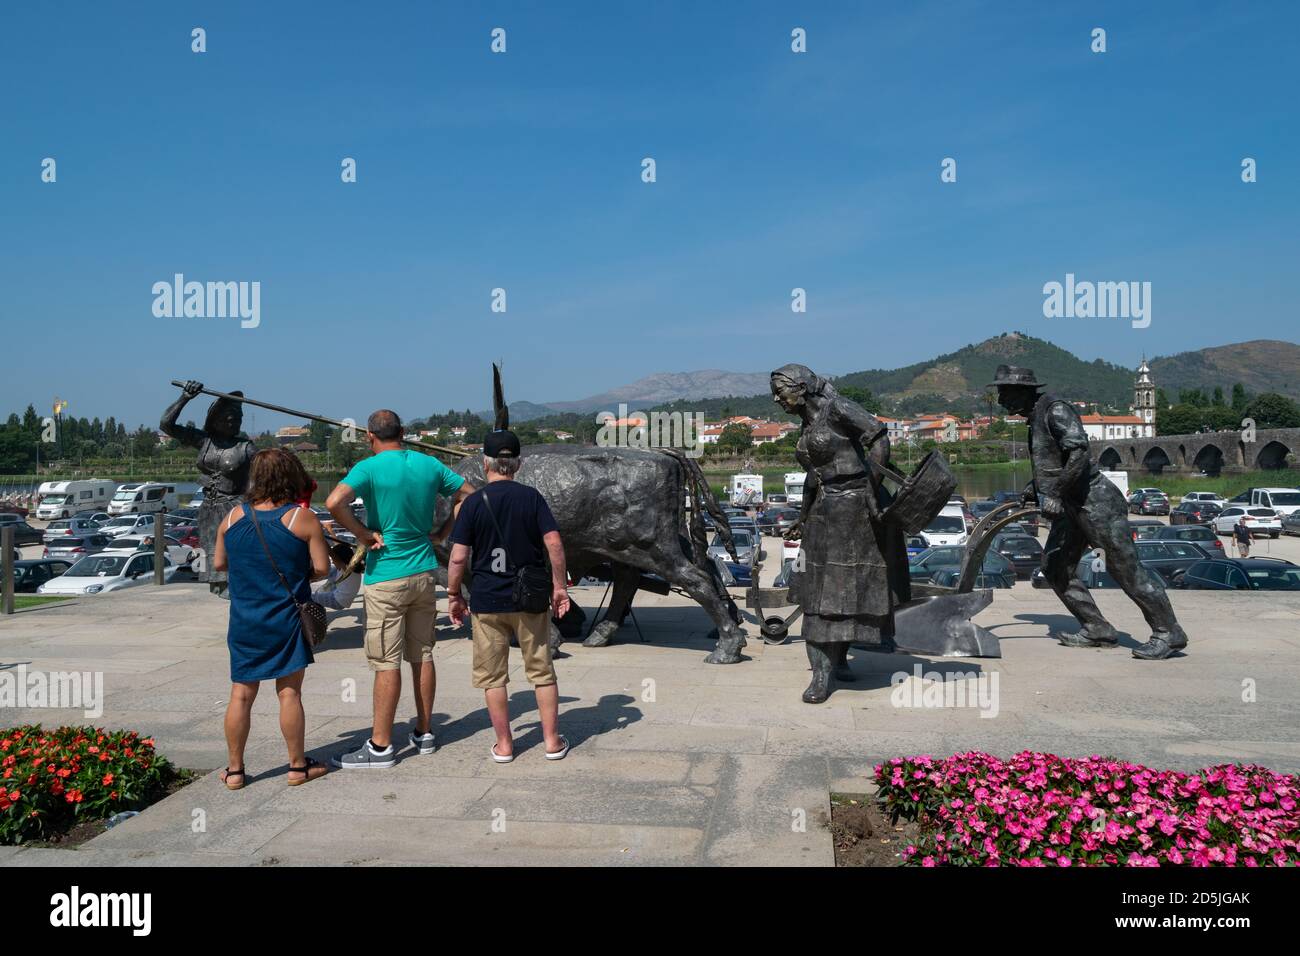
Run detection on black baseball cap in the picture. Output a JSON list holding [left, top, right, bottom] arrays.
[[483, 430, 521, 458]]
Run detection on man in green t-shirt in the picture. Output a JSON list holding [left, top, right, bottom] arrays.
[[326, 410, 475, 769]]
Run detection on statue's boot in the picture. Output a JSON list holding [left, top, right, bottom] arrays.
[[1132, 626, 1188, 660], [833, 643, 856, 683], [1056, 623, 1120, 648], [803, 642, 834, 704]]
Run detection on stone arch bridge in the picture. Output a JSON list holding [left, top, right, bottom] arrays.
[[1090, 428, 1300, 476]]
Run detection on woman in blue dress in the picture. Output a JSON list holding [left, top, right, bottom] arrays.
[[213, 448, 331, 789]]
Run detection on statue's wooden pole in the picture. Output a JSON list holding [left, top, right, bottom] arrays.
[[169, 381, 469, 459]]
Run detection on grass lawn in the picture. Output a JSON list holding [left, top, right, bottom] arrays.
[[10, 595, 73, 610]]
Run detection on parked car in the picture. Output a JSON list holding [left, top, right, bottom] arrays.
[[1247, 488, 1300, 517], [169, 524, 200, 549], [103, 534, 196, 569], [98, 514, 159, 538], [1129, 491, 1171, 516], [921, 506, 968, 547], [1135, 539, 1217, 585], [43, 533, 112, 562], [1179, 557, 1300, 591], [766, 494, 789, 506], [1170, 500, 1221, 525], [728, 517, 762, 550], [969, 499, 999, 520], [1129, 518, 1165, 540], [905, 534, 928, 560], [1031, 550, 1166, 591], [0, 506, 30, 519], [38, 551, 178, 595], [1283, 511, 1300, 537], [1152, 523, 1226, 555], [708, 530, 758, 567], [71, 510, 113, 525], [1, 520, 44, 548], [988, 531, 1044, 579], [714, 556, 754, 588], [1212, 506, 1281, 538], [170, 507, 200, 521], [908, 546, 1016, 589], [42, 517, 105, 545], [5, 558, 73, 593], [1181, 491, 1226, 508]]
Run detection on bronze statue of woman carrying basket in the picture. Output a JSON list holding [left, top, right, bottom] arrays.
[[771, 365, 954, 703]]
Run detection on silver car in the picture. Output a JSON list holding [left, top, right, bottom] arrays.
[[42, 516, 104, 545], [43, 533, 112, 562], [708, 529, 758, 567]]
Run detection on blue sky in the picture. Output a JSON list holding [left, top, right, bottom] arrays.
[[2, 1, 1296, 430]]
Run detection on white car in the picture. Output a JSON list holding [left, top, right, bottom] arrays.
[[38, 551, 177, 595], [98, 514, 159, 538], [103, 535, 195, 568], [1181, 491, 1226, 508], [922, 505, 968, 547], [1213, 506, 1282, 538]]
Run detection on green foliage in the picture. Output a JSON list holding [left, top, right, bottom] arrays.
[[1244, 392, 1300, 429]]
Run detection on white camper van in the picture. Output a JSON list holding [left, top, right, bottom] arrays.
[[107, 482, 180, 515], [729, 474, 764, 507], [784, 472, 806, 506], [35, 480, 118, 520]]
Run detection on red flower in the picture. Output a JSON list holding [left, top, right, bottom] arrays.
[[102, 773, 114, 786]]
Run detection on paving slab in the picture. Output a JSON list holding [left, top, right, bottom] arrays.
[[2, 572, 1299, 866]]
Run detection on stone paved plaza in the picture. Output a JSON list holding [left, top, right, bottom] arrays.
[[2, 545, 1300, 866]]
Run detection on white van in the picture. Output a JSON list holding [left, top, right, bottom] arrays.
[[922, 504, 969, 547], [729, 474, 763, 507], [107, 482, 180, 515], [1250, 488, 1300, 517], [784, 472, 806, 506], [35, 480, 118, 520]]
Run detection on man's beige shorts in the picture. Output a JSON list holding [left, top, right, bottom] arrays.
[[363, 571, 438, 672], [471, 612, 556, 689]]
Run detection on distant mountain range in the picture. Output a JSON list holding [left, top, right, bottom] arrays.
[[492, 334, 1300, 422]]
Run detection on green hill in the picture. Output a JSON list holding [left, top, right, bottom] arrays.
[[834, 332, 1136, 412], [1149, 340, 1300, 403]]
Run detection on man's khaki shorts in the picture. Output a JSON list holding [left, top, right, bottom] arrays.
[[363, 571, 438, 672], [471, 611, 556, 689]]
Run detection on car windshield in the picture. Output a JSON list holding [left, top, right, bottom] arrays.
[[42, 495, 72, 505], [112, 490, 140, 501], [66, 555, 129, 577], [925, 515, 964, 533], [1268, 493, 1300, 505], [105, 517, 136, 527], [1245, 567, 1300, 590]]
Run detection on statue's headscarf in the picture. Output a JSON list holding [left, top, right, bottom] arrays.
[[204, 391, 244, 435], [771, 364, 831, 400]]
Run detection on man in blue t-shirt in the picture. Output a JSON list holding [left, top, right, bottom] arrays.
[[447, 430, 571, 762]]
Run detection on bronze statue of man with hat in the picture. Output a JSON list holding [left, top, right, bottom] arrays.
[[990, 364, 1187, 659]]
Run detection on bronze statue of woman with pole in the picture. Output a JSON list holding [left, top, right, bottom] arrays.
[[160, 380, 256, 592]]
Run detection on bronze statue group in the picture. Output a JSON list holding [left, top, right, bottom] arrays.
[[161, 363, 1188, 711]]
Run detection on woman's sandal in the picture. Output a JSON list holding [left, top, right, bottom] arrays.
[[287, 757, 328, 787], [221, 767, 247, 791]]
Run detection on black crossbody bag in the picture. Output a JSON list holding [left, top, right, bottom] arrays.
[[479, 486, 552, 614]]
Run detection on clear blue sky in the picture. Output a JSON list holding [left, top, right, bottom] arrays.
[[2, 1, 1296, 430]]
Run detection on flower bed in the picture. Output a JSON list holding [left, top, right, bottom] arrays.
[[1, 726, 175, 846], [875, 751, 1300, 866]]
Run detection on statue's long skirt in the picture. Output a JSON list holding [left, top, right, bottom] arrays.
[[197, 493, 241, 586], [792, 480, 894, 647]]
